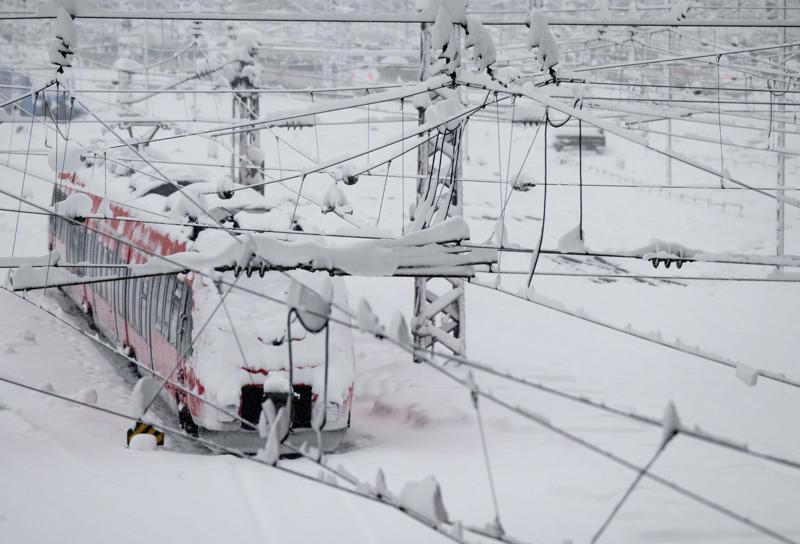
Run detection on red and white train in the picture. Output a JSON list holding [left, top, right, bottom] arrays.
[[48, 168, 355, 450]]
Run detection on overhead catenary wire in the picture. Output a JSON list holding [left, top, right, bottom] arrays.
[[0, 373, 477, 544], [2, 277, 797, 544], [6, 164, 797, 474], [468, 278, 800, 391], [4, 176, 800, 473], [6, 173, 800, 544], [3, 12, 798, 542]]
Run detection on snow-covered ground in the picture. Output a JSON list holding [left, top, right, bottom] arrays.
[[1, 51, 799, 544]]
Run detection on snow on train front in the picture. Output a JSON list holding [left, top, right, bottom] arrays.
[[183, 233, 355, 451]]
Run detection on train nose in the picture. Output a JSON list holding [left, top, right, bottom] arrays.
[[240, 384, 313, 430]]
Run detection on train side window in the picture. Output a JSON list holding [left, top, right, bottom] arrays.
[[64, 223, 71, 263], [133, 279, 141, 333], [140, 279, 149, 338], [127, 278, 135, 331], [117, 253, 126, 319], [169, 280, 183, 346], [78, 230, 85, 271], [109, 246, 117, 302], [87, 235, 95, 278], [149, 276, 159, 332], [161, 275, 174, 336], [101, 246, 108, 302], [118, 248, 127, 318], [179, 284, 192, 356], [154, 276, 164, 334]]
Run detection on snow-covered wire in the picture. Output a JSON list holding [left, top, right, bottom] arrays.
[[458, 79, 800, 209], [10, 91, 39, 257], [525, 116, 548, 287], [0, 373, 475, 544], [589, 441, 673, 543], [468, 278, 800, 392], [4, 187, 800, 541], [410, 350, 799, 544], [0, 81, 54, 110]]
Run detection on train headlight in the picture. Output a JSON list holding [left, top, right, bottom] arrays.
[[326, 402, 340, 423]]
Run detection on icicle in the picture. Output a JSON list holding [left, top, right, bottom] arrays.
[[661, 401, 681, 447], [387, 311, 411, 346], [258, 406, 287, 465], [357, 299, 384, 336], [257, 398, 277, 439], [375, 468, 388, 497]]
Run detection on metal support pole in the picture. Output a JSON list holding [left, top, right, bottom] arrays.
[[412, 22, 466, 362], [777, 1, 787, 262], [230, 47, 264, 190], [666, 29, 673, 186]]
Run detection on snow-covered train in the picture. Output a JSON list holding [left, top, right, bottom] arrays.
[[48, 168, 355, 450]]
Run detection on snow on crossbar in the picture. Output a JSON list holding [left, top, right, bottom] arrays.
[[6, 218, 497, 291]]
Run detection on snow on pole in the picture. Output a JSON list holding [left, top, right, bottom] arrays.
[[735, 363, 760, 387], [47, 1, 79, 77], [464, 15, 497, 73], [228, 27, 265, 188], [375, 468, 389, 498], [557, 225, 587, 254], [412, 0, 479, 363], [525, 9, 560, 78], [399, 476, 450, 524], [322, 181, 353, 215]]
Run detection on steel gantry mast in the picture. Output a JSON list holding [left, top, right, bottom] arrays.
[[230, 31, 265, 189], [411, 19, 467, 362]]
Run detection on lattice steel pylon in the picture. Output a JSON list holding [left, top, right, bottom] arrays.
[[230, 34, 265, 189], [411, 21, 467, 362]]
